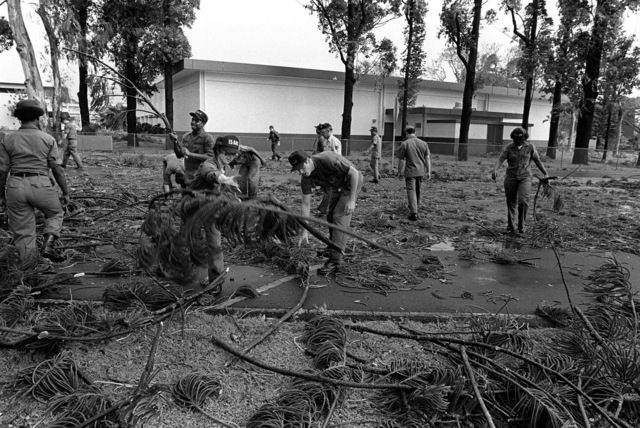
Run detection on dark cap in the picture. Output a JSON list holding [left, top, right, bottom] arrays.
[[405, 126, 416, 134], [288, 150, 310, 172], [215, 135, 240, 153], [370, 126, 378, 132], [14, 99, 45, 118], [189, 109, 208, 123], [319, 123, 332, 131]]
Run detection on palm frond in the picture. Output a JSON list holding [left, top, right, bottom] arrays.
[[171, 373, 222, 409], [303, 316, 347, 354], [535, 304, 573, 328], [0, 284, 34, 326], [13, 352, 80, 401], [48, 390, 117, 427], [512, 384, 575, 428], [125, 391, 163, 427], [103, 281, 177, 311]]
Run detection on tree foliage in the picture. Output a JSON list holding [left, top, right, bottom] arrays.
[[306, 0, 400, 153], [98, 0, 198, 144], [439, 0, 485, 160], [501, 0, 554, 129], [398, 0, 427, 138], [0, 16, 14, 52]]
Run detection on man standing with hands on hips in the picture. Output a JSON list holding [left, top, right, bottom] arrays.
[[397, 126, 431, 221], [0, 99, 69, 265], [289, 149, 363, 275]]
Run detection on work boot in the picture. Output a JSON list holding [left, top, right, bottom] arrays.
[[41, 234, 66, 262], [318, 259, 341, 275], [408, 213, 419, 221]]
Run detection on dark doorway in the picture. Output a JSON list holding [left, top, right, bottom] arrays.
[[383, 122, 394, 141], [487, 124, 504, 153]]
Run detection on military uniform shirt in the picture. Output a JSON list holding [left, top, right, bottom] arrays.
[[398, 136, 430, 178], [64, 122, 78, 140], [181, 131, 216, 175], [498, 142, 541, 180], [0, 124, 58, 175], [301, 151, 354, 195], [371, 134, 382, 158]]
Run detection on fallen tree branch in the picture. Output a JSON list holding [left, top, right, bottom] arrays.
[[346, 323, 628, 428], [460, 345, 496, 428], [211, 334, 413, 391]]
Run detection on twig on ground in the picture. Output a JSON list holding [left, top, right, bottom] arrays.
[[459, 346, 496, 428]]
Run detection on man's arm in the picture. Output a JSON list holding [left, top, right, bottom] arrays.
[[170, 133, 186, 158], [492, 151, 508, 180], [49, 163, 70, 203], [425, 145, 431, 179], [345, 166, 359, 214], [298, 192, 312, 245]]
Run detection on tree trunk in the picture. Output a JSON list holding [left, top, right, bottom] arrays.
[[36, 4, 61, 134], [572, 0, 611, 164], [602, 105, 612, 161], [614, 107, 622, 156], [341, 63, 355, 156], [124, 40, 138, 147], [457, 0, 482, 161], [77, 0, 90, 129], [522, 77, 533, 129], [7, 0, 46, 104], [400, 0, 415, 141], [163, 0, 174, 132], [521, 0, 538, 130], [546, 80, 562, 159]]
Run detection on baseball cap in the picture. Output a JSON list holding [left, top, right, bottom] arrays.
[[288, 150, 310, 172], [14, 99, 45, 118], [189, 109, 208, 123], [215, 135, 240, 153], [370, 126, 377, 132]]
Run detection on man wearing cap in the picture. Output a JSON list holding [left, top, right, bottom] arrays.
[[397, 126, 431, 221], [170, 109, 216, 184], [319, 123, 342, 155], [366, 126, 382, 183], [267, 125, 281, 161], [289, 150, 363, 275], [60, 116, 84, 171], [492, 127, 548, 234], [0, 99, 69, 264]]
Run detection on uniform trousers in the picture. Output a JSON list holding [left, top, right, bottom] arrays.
[[326, 174, 363, 263], [6, 175, 63, 262]]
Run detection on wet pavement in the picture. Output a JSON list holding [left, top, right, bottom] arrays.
[[43, 240, 640, 320]]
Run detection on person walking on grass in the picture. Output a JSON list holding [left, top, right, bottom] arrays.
[[367, 126, 382, 183], [0, 100, 69, 265], [60, 116, 85, 171], [492, 127, 548, 234], [267, 125, 282, 160], [397, 126, 431, 221], [289, 150, 363, 275]]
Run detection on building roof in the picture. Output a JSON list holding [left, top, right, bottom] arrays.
[[173, 59, 537, 98]]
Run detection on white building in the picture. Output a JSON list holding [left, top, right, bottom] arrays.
[[148, 59, 554, 155]]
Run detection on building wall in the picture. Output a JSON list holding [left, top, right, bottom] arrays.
[[201, 71, 381, 135]]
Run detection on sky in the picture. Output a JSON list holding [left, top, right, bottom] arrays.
[[1, 0, 640, 91]]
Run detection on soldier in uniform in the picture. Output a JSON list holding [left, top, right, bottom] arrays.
[[60, 116, 84, 171], [0, 99, 69, 264], [367, 126, 382, 183], [289, 149, 363, 275], [170, 111, 239, 293], [397, 126, 431, 221]]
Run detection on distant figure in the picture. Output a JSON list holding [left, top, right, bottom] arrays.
[[267, 125, 281, 160], [492, 127, 548, 234], [397, 126, 431, 221], [318, 123, 342, 155], [60, 116, 85, 171], [162, 153, 185, 193], [229, 143, 266, 199], [367, 126, 382, 183]]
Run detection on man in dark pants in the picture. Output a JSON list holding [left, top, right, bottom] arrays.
[[0, 99, 69, 265], [289, 150, 363, 275], [267, 125, 281, 160], [60, 116, 84, 171], [397, 126, 431, 221], [492, 127, 548, 234], [229, 143, 265, 200]]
